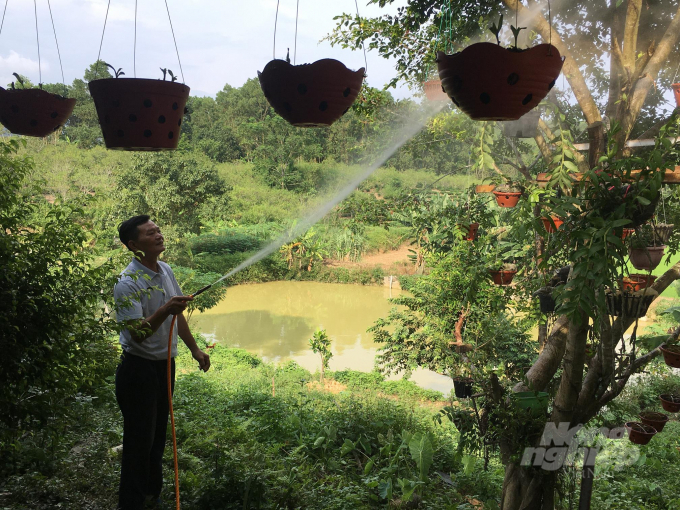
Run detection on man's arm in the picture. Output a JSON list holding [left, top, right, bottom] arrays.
[[177, 313, 211, 372], [128, 296, 193, 343]]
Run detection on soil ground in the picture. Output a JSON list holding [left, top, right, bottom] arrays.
[[325, 243, 417, 275]]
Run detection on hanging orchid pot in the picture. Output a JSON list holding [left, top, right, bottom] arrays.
[[605, 289, 657, 318], [258, 59, 364, 127], [493, 190, 522, 208], [0, 86, 75, 137], [652, 223, 674, 244], [458, 222, 479, 241], [0, 5, 75, 138], [489, 265, 517, 285], [423, 79, 448, 101], [625, 421, 657, 445], [620, 273, 657, 292], [620, 228, 635, 240], [659, 345, 680, 369], [453, 377, 474, 398], [534, 287, 556, 313], [639, 411, 669, 433], [541, 216, 563, 233], [673, 83, 680, 108], [503, 109, 541, 138], [89, 2, 190, 151], [89, 76, 190, 151], [629, 245, 666, 270], [437, 42, 563, 120], [659, 394, 680, 413]]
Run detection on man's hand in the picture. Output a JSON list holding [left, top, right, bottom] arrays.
[[192, 349, 211, 372], [163, 295, 193, 316]]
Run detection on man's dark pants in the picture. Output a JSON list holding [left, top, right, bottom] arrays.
[[115, 351, 175, 510]]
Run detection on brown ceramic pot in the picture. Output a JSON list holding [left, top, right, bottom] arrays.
[[629, 246, 666, 270], [541, 216, 564, 233], [660, 394, 680, 413], [639, 411, 669, 433], [0, 87, 75, 137], [605, 290, 656, 318], [474, 184, 496, 193], [458, 222, 479, 241], [423, 79, 448, 101], [436, 43, 563, 120], [659, 345, 680, 369], [89, 78, 190, 151], [492, 191, 522, 208], [625, 421, 657, 445], [258, 58, 364, 127], [489, 269, 517, 285], [621, 274, 657, 292]]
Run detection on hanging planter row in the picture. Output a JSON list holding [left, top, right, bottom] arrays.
[[626, 394, 679, 445]]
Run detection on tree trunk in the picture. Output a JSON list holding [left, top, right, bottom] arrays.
[[501, 464, 557, 510]]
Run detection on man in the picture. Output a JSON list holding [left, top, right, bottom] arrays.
[[114, 215, 210, 510]]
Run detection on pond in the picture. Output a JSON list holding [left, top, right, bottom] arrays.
[[190, 281, 454, 394]]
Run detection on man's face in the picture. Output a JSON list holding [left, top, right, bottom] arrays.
[[128, 220, 165, 257]]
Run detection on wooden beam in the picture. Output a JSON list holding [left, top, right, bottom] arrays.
[[536, 166, 680, 185]]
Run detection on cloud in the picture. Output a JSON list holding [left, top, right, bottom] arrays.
[[0, 51, 47, 88]]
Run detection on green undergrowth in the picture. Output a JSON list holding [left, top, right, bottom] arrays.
[[330, 370, 444, 402]]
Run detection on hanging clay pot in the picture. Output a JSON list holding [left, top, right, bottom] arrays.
[[423, 79, 448, 101], [458, 222, 479, 241], [436, 43, 563, 120], [605, 289, 657, 317], [492, 190, 522, 208], [659, 345, 680, 369], [535, 287, 556, 313], [652, 223, 674, 245], [629, 245, 666, 270], [620, 273, 657, 292], [475, 184, 496, 193], [489, 268, 517, 285], [89, 78, 190, 151], [625, 421, 657, 445], [639, 411, 669, 433], [0, 87, 75, 137], [453, 377, 473, 398], [541, 216, 563, 233], [660, 394, 680, 413], [673, 83, 680, 108], [620, 228, 635, 240], [258, 59, 364, 127], [503, 109, 541, 138]]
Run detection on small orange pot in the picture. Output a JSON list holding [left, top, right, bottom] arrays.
[[474, 184, 496, 193], [541, 216, 563, 233], [423, 79, 448, 101], [621, 228, 635, 240], [489, 269, 517, 285], [492, 191, 522, 208], [458, 222, 479, 241], [621, 274, 657, 292]]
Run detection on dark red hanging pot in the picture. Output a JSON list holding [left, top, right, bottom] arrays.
[[0, 87, 75, 137], [660, 394, 680, 413], [489, 269, 517, 285], [629, 245, 666, 271], [639, 411, 669, 433], [258, 59, 364, 127], [624, 421, 657, 445], [541, 216, 563, 233], [659, 345, 680, 369], [422, 79, 448, 101], [458, 222, 479, 241], [436, 43, 563, 120], [88, 78, 190, 151]]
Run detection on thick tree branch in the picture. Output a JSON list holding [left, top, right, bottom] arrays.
[[552, 313, 588, 425], [622, 0, 643, 72]]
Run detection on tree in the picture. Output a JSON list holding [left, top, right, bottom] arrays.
[[331, 2, 680, 508], [309, 329, 333, 384]]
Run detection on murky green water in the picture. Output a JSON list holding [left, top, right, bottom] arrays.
[[190, 281, 453, 394]]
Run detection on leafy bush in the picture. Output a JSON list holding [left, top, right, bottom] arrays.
[[190, 232, 261, 254]]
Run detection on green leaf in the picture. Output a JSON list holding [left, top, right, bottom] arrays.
[[378, 478, 393, 500], [408, 432, 434, 482], [340, 438, 355, 456], [313, 436, 325, 448], [364, 458, 375, 475]]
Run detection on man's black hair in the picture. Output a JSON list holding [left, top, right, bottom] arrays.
[[118, 215, 151, 250]]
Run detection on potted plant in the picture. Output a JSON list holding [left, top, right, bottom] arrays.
[[0, 74, 76, 138], [492, 182, 523, 208], [659, 345, 680, 368], [673, 83, 680, 108], [489, 262, 517, 285], [534, 287, 557, 314], [422, 78, 448, 102], [502, 109, 541, 138], [624, 421, 657, 445], [605, 288, 657, 317], [660, 394, 680, 413], [620, 228, 635, 240], [651, 223, 674, 244], [436, 16, 563, 120], [457, 221, 479, 241], [258, 58, 364, 127], [89, 65, 190, 151], [629, 226, 666, 270], [512, 391, 549, 416], [541, 215, 564, 233], [453, 377, 474, 398], [621, 273, 657, 292], [639, 411, 670, 433], [475, 184, 496, 193]]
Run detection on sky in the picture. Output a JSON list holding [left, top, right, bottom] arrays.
[[0, 0, 412, 99]]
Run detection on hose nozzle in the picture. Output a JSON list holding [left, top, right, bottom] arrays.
[[191, 285, 212, 298]]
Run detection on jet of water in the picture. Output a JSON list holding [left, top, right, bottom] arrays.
[[207, 100, 447, 288]]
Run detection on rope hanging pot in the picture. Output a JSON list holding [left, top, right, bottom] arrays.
[[258, 0, 366, 127], [422, 2, 452, 102], [0, 0, 76, 137], [88, 0, 189, 151]]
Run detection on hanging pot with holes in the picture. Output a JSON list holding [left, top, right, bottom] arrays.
[[437, 43, 563, 120], [541, 216, 563, 233], [489, 268, 517, 285], [492, 190, 522, 208], [423, 79, 448, 101], [660, 394, 680, 413], [258, 59, 364, 127], [0, 87, 76, 137], [605, 289, 657, 318], [88, 78, 190, 151], [620, 273, 657, 292], [458, 222, 479, 241], [639, 411, 669, 433]]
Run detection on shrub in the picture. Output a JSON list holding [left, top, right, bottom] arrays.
[[190, 232, 261, 254]]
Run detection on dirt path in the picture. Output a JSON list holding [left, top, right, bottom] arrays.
[[325, 243, 416, 275]]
